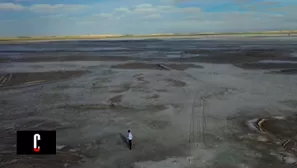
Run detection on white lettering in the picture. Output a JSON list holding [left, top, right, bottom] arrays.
[[33, 134, 41, 152]]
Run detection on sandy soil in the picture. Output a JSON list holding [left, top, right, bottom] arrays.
[[1, 38, 297, 168]]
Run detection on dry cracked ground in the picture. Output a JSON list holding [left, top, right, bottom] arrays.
[[1, 37, 297, 168]]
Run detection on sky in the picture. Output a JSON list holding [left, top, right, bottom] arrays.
[[0, 0, 296, 36]]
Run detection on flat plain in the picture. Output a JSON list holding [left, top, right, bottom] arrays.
[[1, 36, 297, 168]]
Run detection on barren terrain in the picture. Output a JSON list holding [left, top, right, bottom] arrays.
[[0, 37, 297, 168]]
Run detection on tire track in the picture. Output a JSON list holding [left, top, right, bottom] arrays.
[[167, 70, 198, 157], [189, 88, 230, 146], [168, 70, 209, 156], [183, 71, 229, 151], [201, 91, 207, 144], [189, 91, 207, 145], [181, 71, 208, 148], [189, 91, 199, 145], [169, 69, 234, 157]]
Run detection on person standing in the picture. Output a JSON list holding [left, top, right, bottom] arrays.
[[127, 130, 133, 150]]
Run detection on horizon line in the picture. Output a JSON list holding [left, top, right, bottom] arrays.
[[0, 30, 296, 39]]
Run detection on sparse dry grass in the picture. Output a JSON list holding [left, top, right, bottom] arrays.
[[0, 30, 296, 42]]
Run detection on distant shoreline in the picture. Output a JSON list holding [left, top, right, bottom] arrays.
[[0, 31, 296, 43]]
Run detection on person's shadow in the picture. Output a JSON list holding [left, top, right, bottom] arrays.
[[119, 133, 129, 149]]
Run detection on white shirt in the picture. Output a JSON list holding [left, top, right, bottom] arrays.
[[128, 132, 133, 140]]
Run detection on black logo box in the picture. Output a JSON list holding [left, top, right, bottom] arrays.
[[17, 130, 56, 155]]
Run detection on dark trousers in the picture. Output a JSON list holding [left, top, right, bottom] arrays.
[[128, 140, 132, 150]]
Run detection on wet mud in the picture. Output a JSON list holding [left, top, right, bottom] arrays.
[[1, 45, 297, 74], [235, 62, 297, 70], [111, 62, 202, 71], [233, 115, 297, 166], [165, 79, 187, 87], [0, 71, 88, 89], [269, 69, 297, 74]]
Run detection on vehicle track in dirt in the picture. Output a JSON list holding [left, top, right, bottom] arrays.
[[168, 70, 210, 158], [175, 70, 236, 161]]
